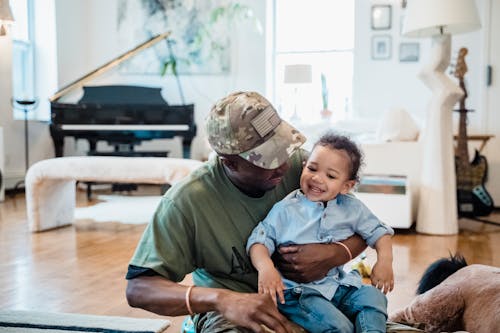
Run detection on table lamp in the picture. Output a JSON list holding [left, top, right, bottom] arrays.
[[0, 0, 14, 36], [403, 0, 481, 235], [284, 64, 312, 121]]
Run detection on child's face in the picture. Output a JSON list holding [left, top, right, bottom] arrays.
[[300, 145, 355, 202]]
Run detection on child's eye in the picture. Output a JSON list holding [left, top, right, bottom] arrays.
[[307, 166, 316, 172], [327, 174, 336, 179]]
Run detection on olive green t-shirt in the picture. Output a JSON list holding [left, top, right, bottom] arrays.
[[129, 150, 307, 293]]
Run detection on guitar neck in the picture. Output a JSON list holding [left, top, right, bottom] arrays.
[[456, 79, 470, 165]]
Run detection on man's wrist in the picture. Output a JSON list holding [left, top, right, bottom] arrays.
[[328, 242, 352, 267], [332, 241, 352, 262], [196, 287, 229, 314]]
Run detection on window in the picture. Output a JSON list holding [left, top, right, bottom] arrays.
[[10, 0, 35, 120], [272, 0, 354, 125]]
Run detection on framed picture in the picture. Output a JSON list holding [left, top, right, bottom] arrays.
[[371, 5, 392, 30], [399, 42, 420, 62], [371, 35, 392, 60]]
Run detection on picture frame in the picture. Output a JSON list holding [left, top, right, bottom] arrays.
[[371, 35, 392, 60], [371, 5, 392, 30], [399, 42, 420, 62]]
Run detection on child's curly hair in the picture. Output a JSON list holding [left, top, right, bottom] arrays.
[[313, 132, 364, 182]]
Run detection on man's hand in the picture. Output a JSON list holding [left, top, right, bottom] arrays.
[[273, 243, 337, 283], [216, 290, 297, 333], [273, 235, 367, 283], [258, 266, 286, 305]]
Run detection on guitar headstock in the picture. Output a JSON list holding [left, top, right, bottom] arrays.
[[453, 47, 468, 81]]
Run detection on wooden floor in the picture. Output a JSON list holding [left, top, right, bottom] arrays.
[[1, 185, 499, 332]]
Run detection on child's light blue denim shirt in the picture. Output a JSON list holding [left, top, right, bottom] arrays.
[[246, 189, 394, 300]]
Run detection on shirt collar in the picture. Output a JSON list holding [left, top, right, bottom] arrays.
[[295, 189, 341, 206]]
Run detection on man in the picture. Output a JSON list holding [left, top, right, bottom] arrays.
[[126, 91, 367, 333]]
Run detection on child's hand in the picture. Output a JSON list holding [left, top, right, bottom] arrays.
[[258, 266, 286, 305], [370, 260, 394, 294]]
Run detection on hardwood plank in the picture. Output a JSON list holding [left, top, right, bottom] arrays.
[[0, 186, 499, 332]]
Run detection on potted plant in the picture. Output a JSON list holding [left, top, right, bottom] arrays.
[[320, 73, 332, 118]]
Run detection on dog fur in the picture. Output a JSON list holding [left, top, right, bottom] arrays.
[[389, 254, 500, 333]]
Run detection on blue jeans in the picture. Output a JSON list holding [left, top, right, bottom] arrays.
[[278, 285, 387, 333]]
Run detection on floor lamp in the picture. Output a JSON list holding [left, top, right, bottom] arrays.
[[284, 64, 312, 122], [0, 0, 14, 36], [403, 0, 481, 235], [12, 98, 38, 193]]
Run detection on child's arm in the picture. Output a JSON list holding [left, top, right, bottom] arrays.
[[370, 234, 394, 294], [249, 243, 285, 305]]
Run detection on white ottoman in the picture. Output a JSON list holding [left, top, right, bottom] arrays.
[[25, 156, 203, 232]]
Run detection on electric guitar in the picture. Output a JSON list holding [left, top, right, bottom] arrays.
[[453, 47, 494, 217]]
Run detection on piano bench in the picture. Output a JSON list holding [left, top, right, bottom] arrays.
[[25, 156, 203, 232]]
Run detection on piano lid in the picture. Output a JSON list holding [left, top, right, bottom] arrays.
[[49, 31, 171, 103], [78, 85, 168, 106]]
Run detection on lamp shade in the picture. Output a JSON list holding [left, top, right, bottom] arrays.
[[0, 0, 14, 22], [284, 64, 312, 84], [403, 0, 480, 37]]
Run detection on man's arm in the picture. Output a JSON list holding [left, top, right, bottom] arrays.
[[273, 234, 367, 283], [126, 275, 297, 333]]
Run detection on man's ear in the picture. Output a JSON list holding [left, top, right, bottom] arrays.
[[220, 156, 238, 171], [341, 180, 356, 194]]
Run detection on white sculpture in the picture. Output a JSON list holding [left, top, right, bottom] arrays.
[[417, 35, 463, 235]]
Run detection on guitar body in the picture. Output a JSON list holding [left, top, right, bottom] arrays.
[[456, 150, 494, 217], [453, 47, 495, 217]]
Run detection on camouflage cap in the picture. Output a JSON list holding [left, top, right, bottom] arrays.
[[206, 91, 306, 169]]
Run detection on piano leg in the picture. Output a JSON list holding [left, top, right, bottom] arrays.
[[182, 139, 192, 159], [85, 140, 99, 198], [51, 136, 64, 157], [88, 140, 97, 154], [49, 125, 65, 157]]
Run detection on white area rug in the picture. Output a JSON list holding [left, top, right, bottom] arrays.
[[0, 310, 170, 332], [75, 195, 162, 224]]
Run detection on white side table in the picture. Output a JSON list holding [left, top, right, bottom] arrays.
[[355, 175, 412, 229]]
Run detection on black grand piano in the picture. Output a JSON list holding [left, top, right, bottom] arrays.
[[49, 32, 196, 159]]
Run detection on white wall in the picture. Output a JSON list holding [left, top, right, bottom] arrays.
[[353, 1, 485, 129], [353, 1, 429, 125]]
